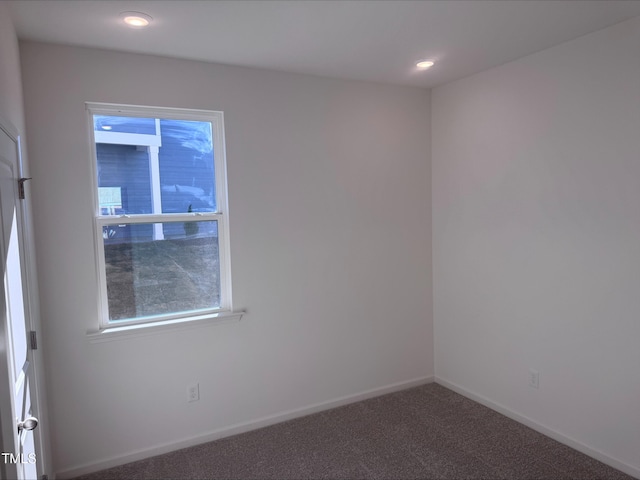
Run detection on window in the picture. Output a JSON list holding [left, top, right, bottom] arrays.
[[87, 103, 233, 330]]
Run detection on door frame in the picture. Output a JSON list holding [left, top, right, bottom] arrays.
[[0, 114, 50, 479]]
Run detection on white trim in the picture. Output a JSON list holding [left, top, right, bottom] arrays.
[[434, 377, 640, 479], [86, 102, 225, 122], [96, 212, 222, 225], [212, 111, 233, 311], [54, 375, 434, 479], [87, 107, 109, 327], [96, 303, 231, 330], [0, 141, 20, 480], [93, 130, 161, 147], [148, 145, 163, 239], [86, 311, 244, 343], [15, 131, 53, 480]]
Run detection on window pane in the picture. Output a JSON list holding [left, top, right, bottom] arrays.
[[94, 116, 216, 215], [103, 220, 220, 321], [159, 119, 216, 213]]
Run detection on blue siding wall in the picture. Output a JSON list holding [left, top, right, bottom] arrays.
[[158, 119, 216, 214], [96, 143, 152, 214]]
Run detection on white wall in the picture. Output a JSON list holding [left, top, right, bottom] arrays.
[[433, 17, 640, 476], [0, 3, 25, 131], [19, 42, 433, 476], [0, 5, 52, 478]]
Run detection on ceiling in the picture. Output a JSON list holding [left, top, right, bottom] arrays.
[[8, 0, 640, 88]]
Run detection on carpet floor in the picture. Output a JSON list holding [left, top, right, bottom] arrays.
[[73, 383, 634, 479]]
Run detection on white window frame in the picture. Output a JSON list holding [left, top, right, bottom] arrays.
[[86, 102, 234, 331]]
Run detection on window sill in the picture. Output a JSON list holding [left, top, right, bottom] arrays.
[[86, 311, 244, 343]]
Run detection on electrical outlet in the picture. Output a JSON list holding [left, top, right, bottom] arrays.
[[529, 369, 539, 389], [187, 383, 200, 402]]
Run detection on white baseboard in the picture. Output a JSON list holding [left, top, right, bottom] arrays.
[[56, 375, 434, 479], [435, 377, 640, 480]]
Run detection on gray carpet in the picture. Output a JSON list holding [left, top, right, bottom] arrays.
[[74, 383, 634, 479]]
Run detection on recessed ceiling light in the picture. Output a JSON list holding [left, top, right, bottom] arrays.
[[416, 60, 435, 70], [120, 11, 153, 28]]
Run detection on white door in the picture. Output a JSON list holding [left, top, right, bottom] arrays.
[[0, 123, 40, 480]]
